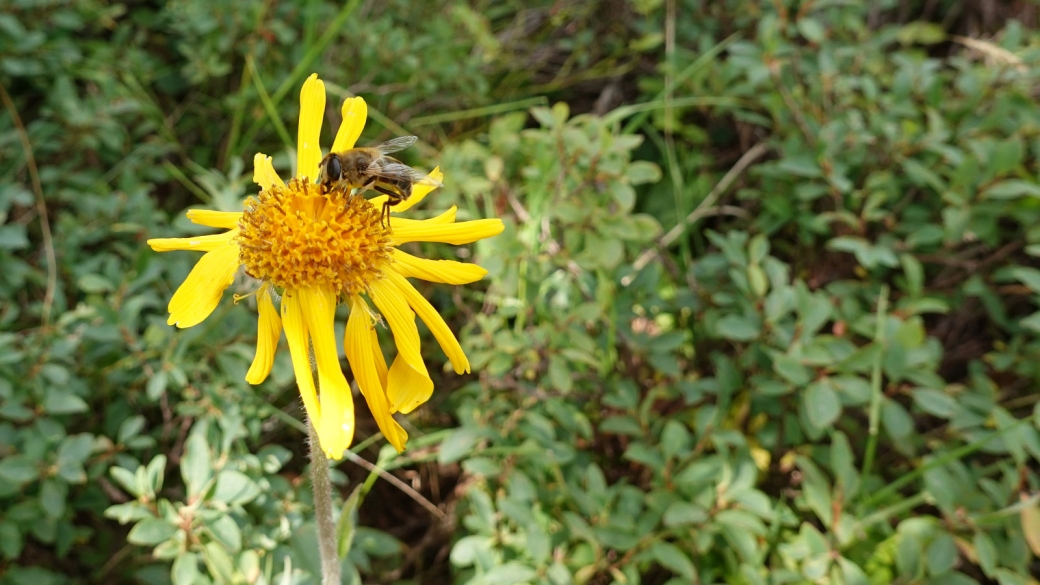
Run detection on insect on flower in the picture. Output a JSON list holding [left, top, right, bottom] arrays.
[[317, 136, 444, 227]]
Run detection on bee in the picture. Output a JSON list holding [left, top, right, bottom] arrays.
[[317, 136, 442, 227]]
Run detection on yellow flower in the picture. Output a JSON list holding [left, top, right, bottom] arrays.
[[147, 74, 503, 459]]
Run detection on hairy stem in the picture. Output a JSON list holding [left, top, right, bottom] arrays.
[[308, 418, 341, 584]]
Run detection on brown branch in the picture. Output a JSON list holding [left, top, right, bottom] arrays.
[[342, 450, 446, 520], [0, 82, 56, 326], [623, 142, 771, 285]]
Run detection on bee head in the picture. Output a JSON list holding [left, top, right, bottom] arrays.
[[319, 155, 342, 186]]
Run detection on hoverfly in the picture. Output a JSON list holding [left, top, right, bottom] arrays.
[[317, 136, 442, 227]]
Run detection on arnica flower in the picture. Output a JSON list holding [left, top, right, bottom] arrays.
[[147, 74, 503, 460]]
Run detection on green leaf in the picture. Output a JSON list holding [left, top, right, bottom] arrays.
[[0, 455, 38, 486], [650, 541, 696, 580], [171, 552, 200, 585], [117, 415, 147, 444], [973, 530, 996, 576], [925, 533, 957, 575], [146, 370, 168, 400], [716, 314, 761, 341], [609, 180, 636, 209], [110, 466, 140, 497], [213, 470, 260, 506], [982, 179, 1040, 200], [257, 445, 293, 474], [797, 17, 825, 43], [450, 535, 493, 567], [803, 379, 841, 430], [624, 441, 665, 471], [897, 21, 947, 45], [663, 502, 708, 527], [900, 253, 924, 296], [439, 428, 485, 464], [881, 398, 914, 440], [660, 420, 691, 461], [911, 388, 958, 419], [205, 514, 242, 552], [181, 433, 212, 499], [43, 391, 88, 414], [530, 106, 554, 128], [127, 517, 178, 546], [0, 225, 29, 250], [481, 561, 538, 585], [837, 557, 870, 585], [336, 484, 363, 558], [104, 502, 154, 524], [0, 520, 23, 560], [830, 431, 860, 498], [1011, 267, 1040, 295], [56, 434, 94, 466], [145, 455, 166, 497], [527, 524, 551, 566], [627, 160, 662, 185], [774, 355, 812, 386], [202, 541, 235, 584], [39, 479, 67, 519], [547, 354, 573, 393], [77, 273, 113, 293]]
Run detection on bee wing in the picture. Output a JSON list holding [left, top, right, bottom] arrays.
[[373, 136, 419, 154], [369, 162, 444, 187]]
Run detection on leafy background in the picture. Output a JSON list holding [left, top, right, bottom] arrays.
[[2, 0, 1040, 583]]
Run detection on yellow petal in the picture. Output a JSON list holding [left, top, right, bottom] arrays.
[[297, 74, 326, 183], [245, 285, 282, 385], [187, 209, 243, 229], [281, 289, 321, 436], [372, 197, 457, 227], [148, 229, 239, 253], [346, 296, 408, 452], [392, 218, 504, 245], [387, 354, 434, 414], [252, 153, 284, 191], [370, 167, 444, 213], [166, 242, 240, 328], [330, 97, 368, 153], [296, 287, 355, 459], [390, 249, 489, 285], [385, 271, 470, 374], [368, 277, 426, 375]]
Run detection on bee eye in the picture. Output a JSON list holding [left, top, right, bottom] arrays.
[[325, 157, 342, 181]]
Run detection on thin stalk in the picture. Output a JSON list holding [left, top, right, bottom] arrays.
[[162, 160, 212, 204], [409, 96, 549, 126], [247, 56, 295, 153], [308, 418, 341, 585], [860, 285, 889, 478], [236, 0, 362, 156], [860, 419, 1029, 509]]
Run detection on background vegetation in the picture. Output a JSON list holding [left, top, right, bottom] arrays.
[[2, 0, 1040, 583]]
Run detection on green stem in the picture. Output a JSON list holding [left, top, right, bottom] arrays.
[[235, 0, 362, 156], [308, 417, 340, 584], [861, 284, 889, 478]]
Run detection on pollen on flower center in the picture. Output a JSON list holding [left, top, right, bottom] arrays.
[[238, 178, 391, 296]]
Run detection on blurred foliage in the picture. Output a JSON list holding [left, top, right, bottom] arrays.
[[3, 0, 1040, 584]]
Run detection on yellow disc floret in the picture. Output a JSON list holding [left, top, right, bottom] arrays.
[[238, 178, 390, 296]]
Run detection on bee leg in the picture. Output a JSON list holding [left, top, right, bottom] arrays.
[[372, 184, 399, 229]]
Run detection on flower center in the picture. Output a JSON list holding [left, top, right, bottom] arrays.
[[238, 178, 391, 296]]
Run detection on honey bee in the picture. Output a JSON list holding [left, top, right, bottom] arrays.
[[317, 136, 443, 227]]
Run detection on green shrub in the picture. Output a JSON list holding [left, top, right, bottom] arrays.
[[2, 1, 1040, 584]]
